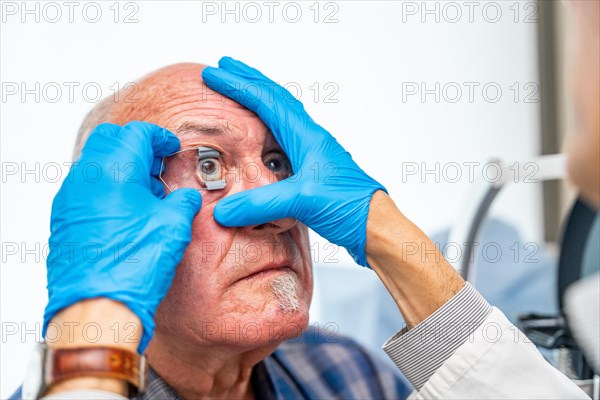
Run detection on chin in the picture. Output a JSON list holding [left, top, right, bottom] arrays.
[[224, 270, 313, 346], [261, 301, 311, 343], [220, 295, 311, 348], [154, 265, 313, 349]]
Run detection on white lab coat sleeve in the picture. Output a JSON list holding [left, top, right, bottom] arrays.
[[416, 308, 589, 399], [41, 390, 127, 400], [383, 282, 493, 390], [383, 282, 589, 399]]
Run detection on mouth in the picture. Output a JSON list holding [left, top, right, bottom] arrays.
[[235, 265, 292, 284]]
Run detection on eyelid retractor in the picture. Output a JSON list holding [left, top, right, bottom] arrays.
[[158, 146, 226, 192], [197, 147, 226, 190]]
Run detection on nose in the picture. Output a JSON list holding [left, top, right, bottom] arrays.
[[235, 158, 298, 235]]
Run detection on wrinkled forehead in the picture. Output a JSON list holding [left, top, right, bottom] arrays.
[[163, 100, 278, 153], [127, 65, 275, 150]]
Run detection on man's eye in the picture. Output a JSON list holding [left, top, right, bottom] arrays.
[[264, 153, 292, 179], [198, 158, 222, 182]]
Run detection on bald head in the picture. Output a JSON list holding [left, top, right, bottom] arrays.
[[73, 63, 210, 159]]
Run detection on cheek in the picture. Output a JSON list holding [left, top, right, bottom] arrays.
[[293, 224, 314, 300], [162, 199, 235, 300], [183, 200, 234, 278]]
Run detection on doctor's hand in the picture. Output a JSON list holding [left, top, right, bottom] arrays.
[[203, 57, 465, 328], [202, 57, 385, 267], [43, 121, 202, 354]]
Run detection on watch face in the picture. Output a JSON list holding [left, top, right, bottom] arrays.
[[22, 343, 46, 400]]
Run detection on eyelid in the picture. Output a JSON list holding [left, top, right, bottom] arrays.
[[263, 149, 285, 156], [264, 150, 290, 161], [263, 150, 290, 164], [263, 151, 293, 177], [198, 146, 221, 159]]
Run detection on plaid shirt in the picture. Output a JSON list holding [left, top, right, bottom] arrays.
[[134, 326, 412, 399], [11, 326, 412, 400]]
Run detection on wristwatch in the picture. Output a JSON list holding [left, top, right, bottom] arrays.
[[22, 343, 147, 400]]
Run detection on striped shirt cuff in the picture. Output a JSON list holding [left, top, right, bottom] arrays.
[[382, 282, 492, 391]]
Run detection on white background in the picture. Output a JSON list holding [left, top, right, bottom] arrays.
[[1, 1, 543, 396]]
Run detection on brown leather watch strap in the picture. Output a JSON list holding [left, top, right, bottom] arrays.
[[49, 347, 146, 391]]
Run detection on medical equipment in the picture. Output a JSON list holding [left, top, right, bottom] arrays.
[[159, 146, 227, 192], [519, 199, 599, 397], [448, 153, 599, 398]]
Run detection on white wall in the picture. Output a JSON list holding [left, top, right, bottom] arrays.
[[1, 1, 542, 396]]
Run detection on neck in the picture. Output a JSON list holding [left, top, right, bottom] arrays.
[[146, 330, 278, 400]]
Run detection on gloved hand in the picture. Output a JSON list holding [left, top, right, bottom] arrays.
[[202, 57, 386, 267], [43, 121, 202, 353]]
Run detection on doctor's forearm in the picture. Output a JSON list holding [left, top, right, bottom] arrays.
[[365, 190, 465, 328]]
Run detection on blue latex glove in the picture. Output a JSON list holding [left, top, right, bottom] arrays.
[[43, 121, 202, 353], [202, 57, 386, 267]]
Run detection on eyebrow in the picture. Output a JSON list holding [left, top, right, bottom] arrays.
[[176, 121, 228, 137]]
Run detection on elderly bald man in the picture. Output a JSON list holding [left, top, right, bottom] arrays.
[[12, 1, 598, 397]]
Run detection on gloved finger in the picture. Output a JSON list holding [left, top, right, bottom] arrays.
[[151, 177, 166, 198], [213, 179, 298, 227], [82, 121, 180, 179], [119, 120, 180, 161], [79, 122, 123, 160], [162, 188, 203, 225], [88, 122, 122, 138], [215, 57, 304, 112], [217, 56, 276, 85], [202, 66, 273, 117], [203, 64, 302, 117]]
